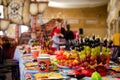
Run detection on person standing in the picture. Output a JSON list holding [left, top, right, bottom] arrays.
[[51, 19, 65, 38], [51, 29, 65, 50], [65, 24, 74, 41]]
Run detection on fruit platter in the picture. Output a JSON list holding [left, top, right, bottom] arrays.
[[54, 50, 80, 68], [53, 37, 112, 77], [59, 69, 85, 79]]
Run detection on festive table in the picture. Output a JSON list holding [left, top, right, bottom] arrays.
[[13, 46, 120, 80]]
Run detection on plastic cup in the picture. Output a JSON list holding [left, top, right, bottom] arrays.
[[60, 46, 66, 51], [31, 50, 39, 59]]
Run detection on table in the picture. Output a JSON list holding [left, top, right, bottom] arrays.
[[13, 46, 120, 80]]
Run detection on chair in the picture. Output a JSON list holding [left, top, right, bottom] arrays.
[[0, 74, 6, 80], [0, 60, 20, 80], [0, 47, 20, 80]]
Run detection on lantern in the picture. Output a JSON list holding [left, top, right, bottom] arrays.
[[0, 19, 10, 31], [30, 3, 38, 15], [38, 2, 48, 13]]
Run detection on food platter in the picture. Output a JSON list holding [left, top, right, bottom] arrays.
[[25, 66, 37, 70], [55, 63, 70, 69], [111, 66, 120, 72], [34, 72, 69, 80], [55, 62, 77, 69], [24, 62, 38, 67], [113, 73, 120, 78], [22, 55, 33, 60], [109, 62, 120, 73], [34, 77, 69, 80], [59, 69, 85, 79]]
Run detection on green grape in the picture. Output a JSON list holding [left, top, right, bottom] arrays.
[[80, 54, 86, 59], [107, 48, 110, 52], [103, 52, 109, 57], [81, 50, 86, 55], [85, 46, 91, 51]]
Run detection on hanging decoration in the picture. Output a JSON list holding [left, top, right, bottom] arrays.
[[2, 0, 8, 6], [30, 2, 38, 15], [0, 19, 10, 31], [8, 0, 23, 24], [38, 2, 48, 13], [23, 0, 30, 26], [5, 24, 16, 38], [4, 6, 8, 19], [0, 0, 2, 5]]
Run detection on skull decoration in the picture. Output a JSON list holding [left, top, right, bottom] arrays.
[[38, 61, 47, 71], [8, 1, 23, 23]]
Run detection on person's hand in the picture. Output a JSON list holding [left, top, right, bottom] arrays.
[[60, 41, 65, 44], [59, 33, 64, 37]]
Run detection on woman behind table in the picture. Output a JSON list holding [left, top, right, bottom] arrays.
[[52, 29, 65, 51], [51, 19, 66, 38]]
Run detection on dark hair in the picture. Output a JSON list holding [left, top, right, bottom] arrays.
[[56, 18, 63, 23], [66, 24, 70, 30]]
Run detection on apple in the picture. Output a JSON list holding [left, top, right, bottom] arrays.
[[82, 68, 95, 77], [76, 65, 85, 71], [70, 70, 82, 75], [90, 56, 95, 61], [69, 63, 73, 68], [95, 66, 107, 76], [80, 58, 86, 63], [86, 57, 90, 63], [72, 62, 77, 66], [73, 59, 79, 64], [90, 61, 96, 65], [83, 62, 89, 67], [86, 53, 91, 58]]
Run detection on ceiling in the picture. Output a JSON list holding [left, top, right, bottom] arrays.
[[48, 0, 109, 8]]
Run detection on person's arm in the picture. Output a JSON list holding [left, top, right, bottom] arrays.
[[53, 40, 65, 44], [28, 39, 32, 45], [59, 33, 64, 38], [52, 36, 64, 45]]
